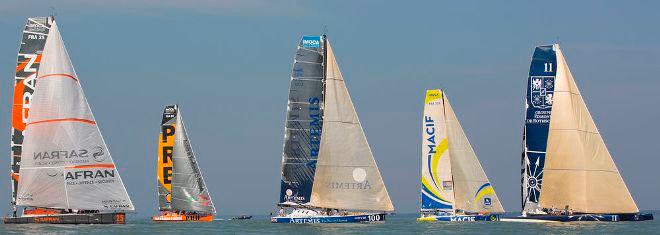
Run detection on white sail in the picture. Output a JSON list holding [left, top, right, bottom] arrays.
[[309, 41, 394, 212], [538, 45, 638, 213], [420, 90, 454, 211], [15, 22, 134, 211], [443, 93, 504, 213]]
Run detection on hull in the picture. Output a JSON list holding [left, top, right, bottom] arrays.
[[271, 213, 386, 223], [502, 213, 653, 222], [3, 212, 125, 224], [152, 213, 213, 222], [417, 214, 500, 222]]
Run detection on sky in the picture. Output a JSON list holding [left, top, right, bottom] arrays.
[[0, 1, 658, 217]]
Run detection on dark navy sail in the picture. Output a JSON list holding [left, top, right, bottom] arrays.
[[278, 36, 324, 204], [521, 45, 556, 213]]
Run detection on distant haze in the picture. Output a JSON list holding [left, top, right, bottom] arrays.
[[0, 1, 658, 217]]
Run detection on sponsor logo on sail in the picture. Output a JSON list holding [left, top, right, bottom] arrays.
[[92, 146, 107, 162], [301, 36, 321, 48], [66, 169, 115, 180], [529, 76, 554, 109], [308, 97, 322, 159], [328, 168, 372, 190]]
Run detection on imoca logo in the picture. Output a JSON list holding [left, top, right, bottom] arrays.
[[302, 36, 321, 48]]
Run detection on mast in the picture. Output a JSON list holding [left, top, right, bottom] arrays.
[[10, 16, 53, 215]]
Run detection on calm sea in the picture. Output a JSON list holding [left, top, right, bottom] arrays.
[[2, 211, 658, 234]]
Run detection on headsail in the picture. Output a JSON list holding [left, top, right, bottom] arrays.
[[15, 21, 134, 211], [157, 105, 176, 211], [443, 92, 504, 213], [170, 106, 215, 213], [537, 45, 638, 213], [420, 90, 454, 211], [10, 16, 53, 209], [278, 36, 324, 205], [521, 45, 556, 213], [309, 40, 394, 212]]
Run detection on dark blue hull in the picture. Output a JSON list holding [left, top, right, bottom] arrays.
[[271, 213, 386, 223], [503, 213, 653, 222]]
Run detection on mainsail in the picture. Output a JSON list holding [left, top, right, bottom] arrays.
[[309, 40, 394, 212], [278, 36, 324, 205], [157, 105, 176, 211], [535, 45, 638, 213], [10, 16, 53, 209], [169, 106, 215, 213], [420, 90, 454, 211], [521, 45, 556, 213], [421, 90, 503, 214], [15, 21, 134, 211]]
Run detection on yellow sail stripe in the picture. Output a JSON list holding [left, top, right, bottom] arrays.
[[431, 138, 449, 192], [425, 89, 443, 104], [422, 177, 447, 203], [474, 186, 495, 205]]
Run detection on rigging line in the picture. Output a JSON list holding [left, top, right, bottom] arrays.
[[27, 18, 51, 30], [23, 31, 48, 36], [298, 47, 322, 54], [295, 60, 322, 65], [549, 128, 600, 134], [291, 78, 323, 82]]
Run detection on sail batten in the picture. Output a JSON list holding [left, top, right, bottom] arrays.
[[15, 21, 134, 211]]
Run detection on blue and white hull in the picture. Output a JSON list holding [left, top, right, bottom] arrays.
[[417, 214, 500, 222], [271, 213, 386, 223]]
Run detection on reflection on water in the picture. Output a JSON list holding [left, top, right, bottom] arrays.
[[2, 211, 657, 234]]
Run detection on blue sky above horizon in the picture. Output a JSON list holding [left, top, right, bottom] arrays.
[[0, 1, 658, 217]]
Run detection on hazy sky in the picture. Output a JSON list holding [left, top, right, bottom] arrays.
[[0, 1, 658, 217]]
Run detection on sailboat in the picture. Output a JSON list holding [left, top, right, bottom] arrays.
[[417, 89, 505, 222], [272, 35, 394, 223], [505, 44, 654, 222], [152, 105, 216, 222], [4, 17, 134, 224]]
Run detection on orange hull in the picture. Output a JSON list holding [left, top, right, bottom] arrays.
[[152, 212, 212, 222]]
